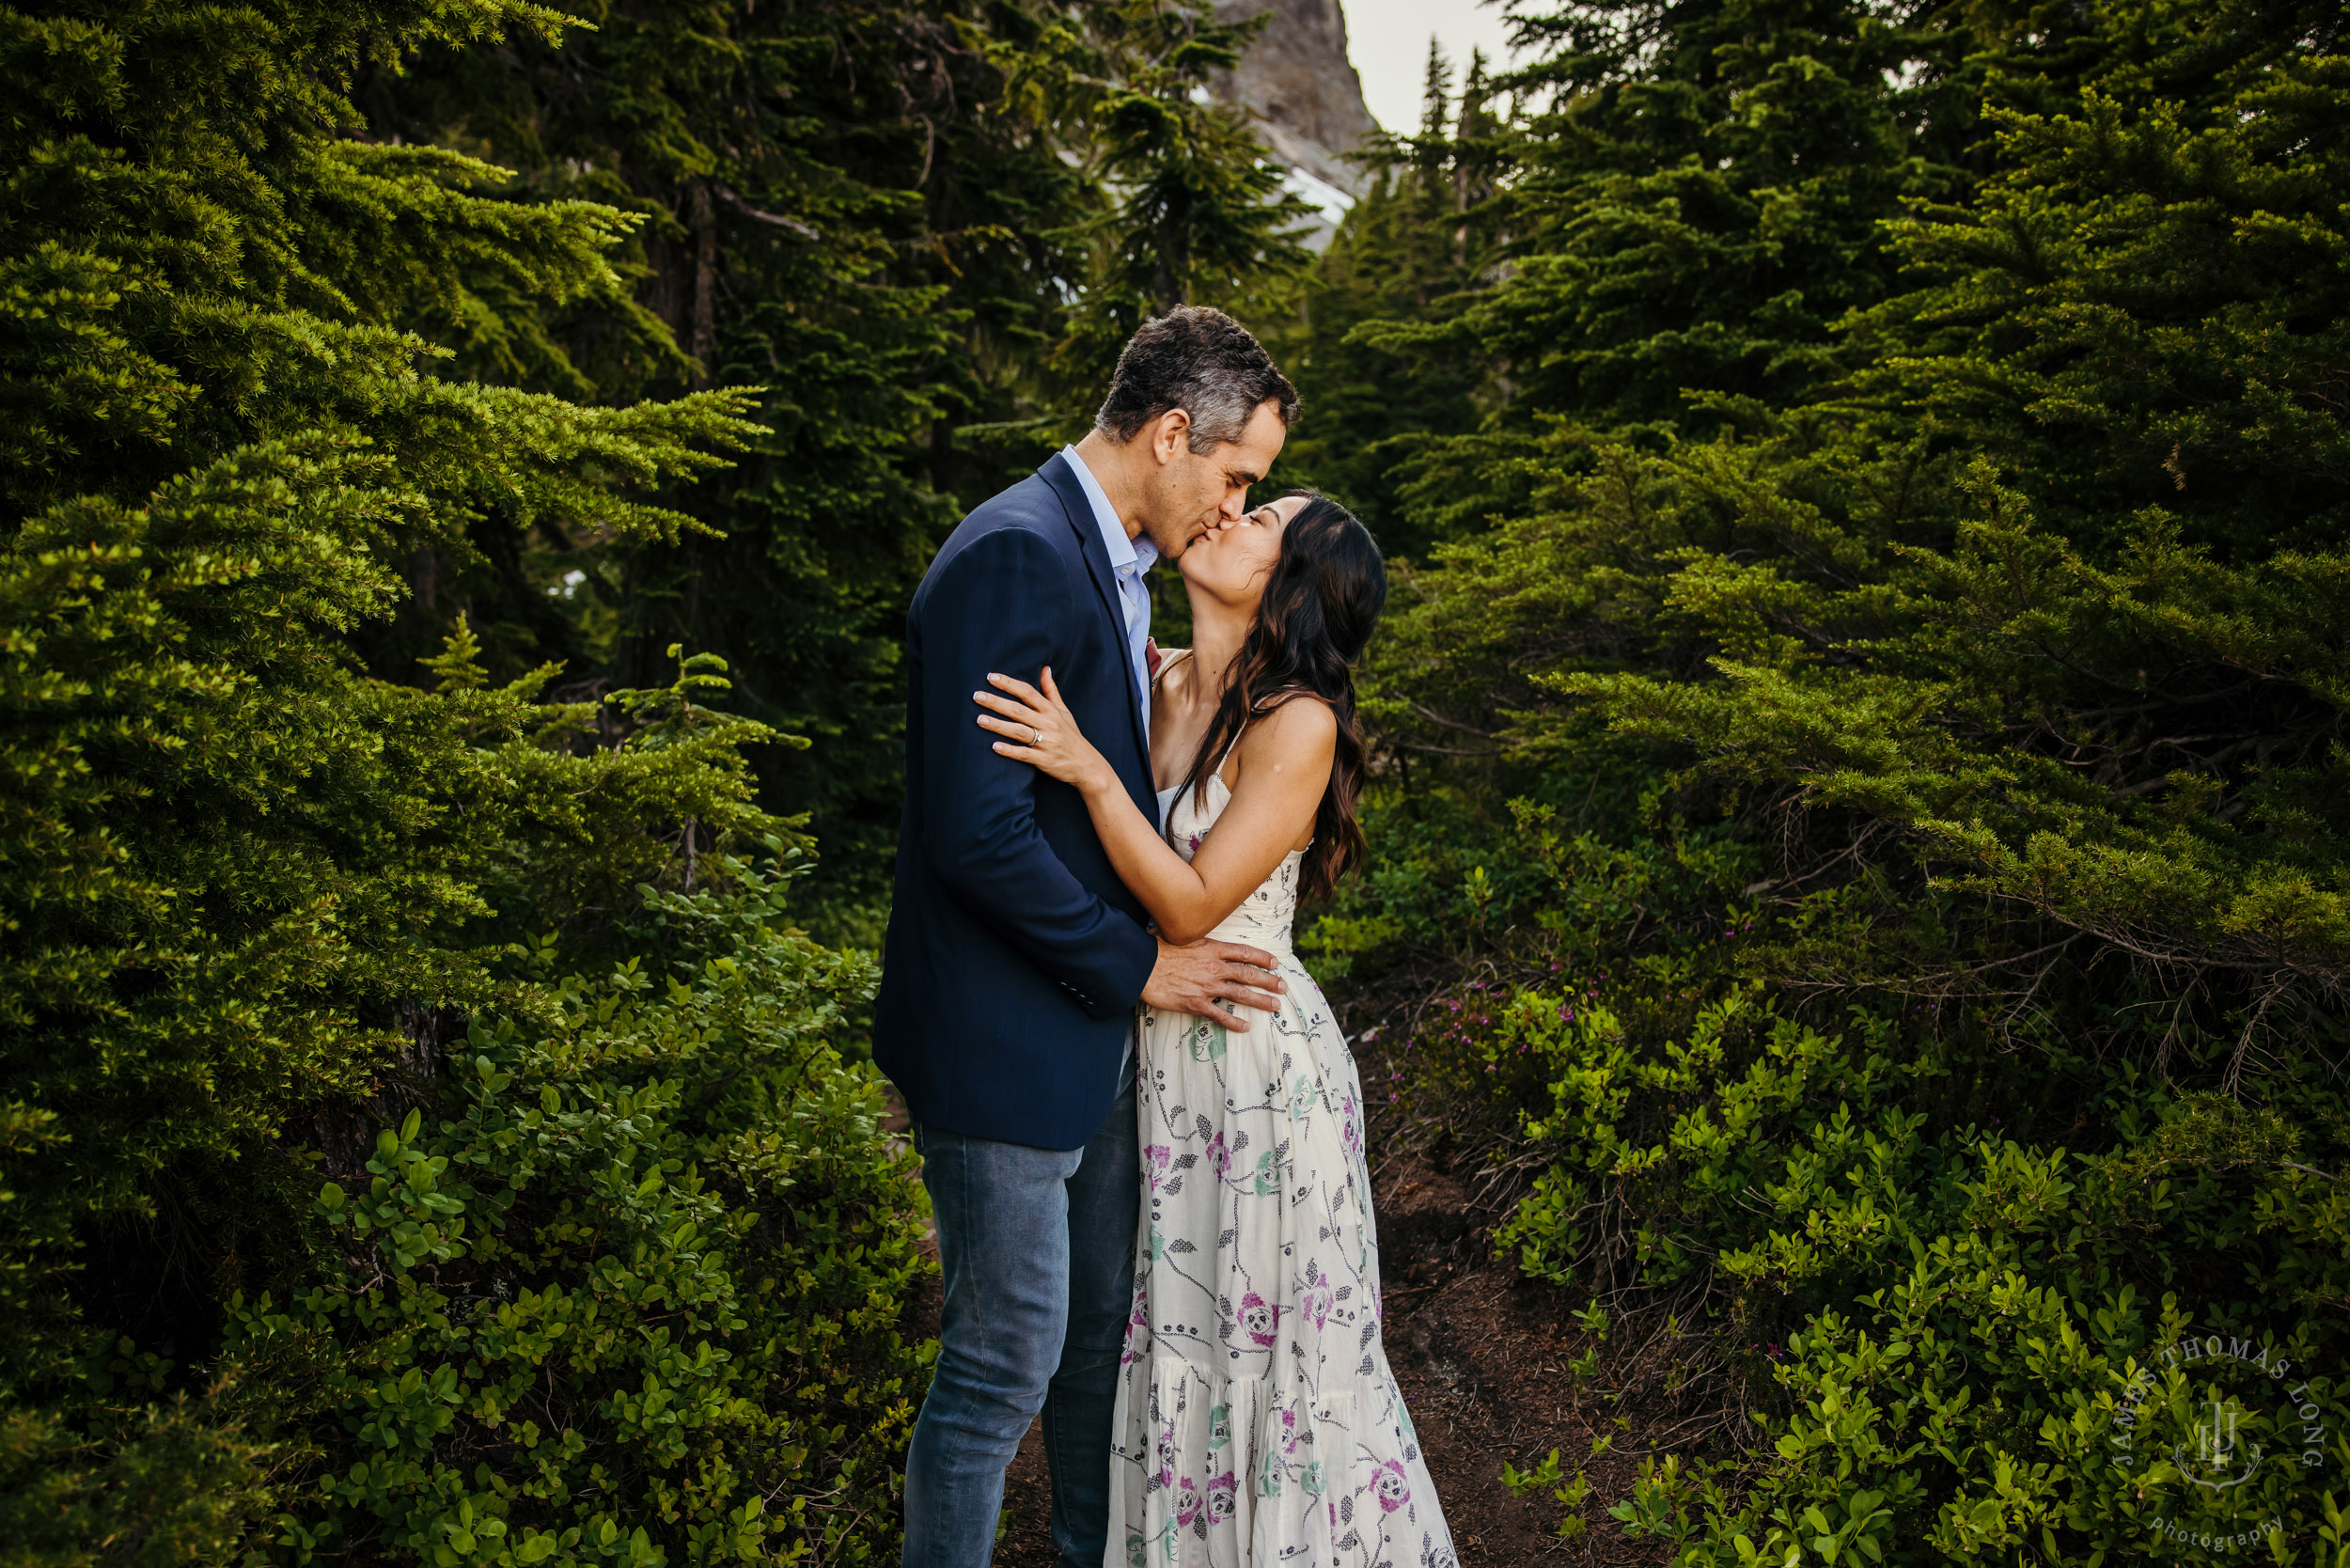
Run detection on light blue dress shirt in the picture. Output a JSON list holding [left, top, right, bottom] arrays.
[[1061, 446, 1162, 1078], [1060, 444, 1158, 731]]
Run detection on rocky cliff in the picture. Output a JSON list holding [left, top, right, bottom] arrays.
[[1211, 0, 1379, 198]]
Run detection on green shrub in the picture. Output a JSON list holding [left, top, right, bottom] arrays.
[[1346, 798, 2350, 1565], [232, 851, 927, 1566]]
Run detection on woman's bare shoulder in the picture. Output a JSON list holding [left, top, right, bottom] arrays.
[[1233, 693, 1336, 773]]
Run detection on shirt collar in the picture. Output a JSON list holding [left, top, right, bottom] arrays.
[[1062, 444, 1158, 576]]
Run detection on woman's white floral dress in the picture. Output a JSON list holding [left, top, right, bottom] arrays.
[[1108, 715, 1453, 1568]]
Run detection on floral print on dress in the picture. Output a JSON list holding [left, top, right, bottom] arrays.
[[1111, 742, 1454, 1568]]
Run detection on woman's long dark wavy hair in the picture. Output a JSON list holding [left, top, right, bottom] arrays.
[[1174, 491, 1386, 901]]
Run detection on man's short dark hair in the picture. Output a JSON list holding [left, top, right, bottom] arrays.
[[1094, 306, 1300, 452]]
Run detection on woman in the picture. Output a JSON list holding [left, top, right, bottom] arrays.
[[973, 493, 1454, 1568]]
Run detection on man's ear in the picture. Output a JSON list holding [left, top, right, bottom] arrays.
[[1149, 408, 1192, 466]]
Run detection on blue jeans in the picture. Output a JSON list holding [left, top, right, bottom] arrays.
[[904, 1072, 1139, 1568]]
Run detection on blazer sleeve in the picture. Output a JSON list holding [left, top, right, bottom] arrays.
[[915, 527, 1158, 1017]]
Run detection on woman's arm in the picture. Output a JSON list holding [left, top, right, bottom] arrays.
[[916, 536, 1159, 1014], [976, 668, 1335, 945]]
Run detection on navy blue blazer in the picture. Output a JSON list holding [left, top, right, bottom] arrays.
[[873, 454, 1161, 1151]]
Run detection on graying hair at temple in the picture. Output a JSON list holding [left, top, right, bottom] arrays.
[[1093, 305, 1300, 452]]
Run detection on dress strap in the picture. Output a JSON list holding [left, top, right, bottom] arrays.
[[1158, 656, 1304, 786], [1213, 724, 1246, 786]]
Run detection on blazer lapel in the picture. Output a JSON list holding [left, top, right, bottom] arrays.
[[1040, 453, 1152, 777]]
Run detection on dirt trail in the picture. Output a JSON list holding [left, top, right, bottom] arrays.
[[901, 1105, 1680, 1567]]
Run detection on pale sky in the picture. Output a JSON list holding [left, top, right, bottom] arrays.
[[1340, 0, 1518, 133]]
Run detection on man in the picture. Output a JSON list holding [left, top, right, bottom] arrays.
[[874, 307, 1299, 1567]]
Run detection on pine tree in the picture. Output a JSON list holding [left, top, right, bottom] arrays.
[[1040, 0, 1320, 393], [1330, 3, 2350, 1556], [1358, 0, 2350, 1076], [1, 0, 925, 1555], [1361, 0, 1985, 449], [1272, 40, 1502, 557], [362, 0, 1321, 926], [356, 0, 1037, 925]]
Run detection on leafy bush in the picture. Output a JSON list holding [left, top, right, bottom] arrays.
[[1334, 793, 2350, 1564], [234, 848, 926, 1566]]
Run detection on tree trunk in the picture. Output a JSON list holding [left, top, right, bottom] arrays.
[[689, 178, 717, 386]]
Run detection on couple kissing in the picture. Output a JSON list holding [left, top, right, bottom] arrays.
[[875, 307, 1454, 1568]]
